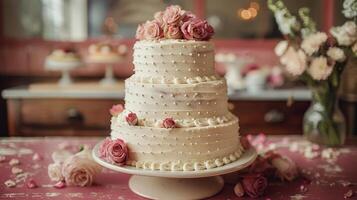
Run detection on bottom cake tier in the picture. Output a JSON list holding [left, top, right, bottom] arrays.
[[110, 116, 243, 171]]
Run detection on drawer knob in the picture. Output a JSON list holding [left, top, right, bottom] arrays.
[[264, 109, 284, 123], [66, 108, 84, 123]]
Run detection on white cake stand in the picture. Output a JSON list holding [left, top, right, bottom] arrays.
[[86, 59, 122, 86], [45, 59, 82, 86], [92, 140, 257, 200]]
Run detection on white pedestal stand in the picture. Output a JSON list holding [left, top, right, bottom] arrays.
[[93, 141, 257, 200], [45, 59, 82, 86], [100, 64, 116, 85]]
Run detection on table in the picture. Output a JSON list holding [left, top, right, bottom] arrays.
[[0, 136, 356, 200]]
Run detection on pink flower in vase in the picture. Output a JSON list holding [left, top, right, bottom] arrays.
[[126, 112, 138, 126], [241, 173, 268, 198], [181, 18, 214, 40], [162, 118, 177, 128], [143, 20, 164, 40], [163, 5, 184, 26], [110, 104, 124, 116]]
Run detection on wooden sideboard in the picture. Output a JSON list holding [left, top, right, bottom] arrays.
[[2, 86, 311, 137]]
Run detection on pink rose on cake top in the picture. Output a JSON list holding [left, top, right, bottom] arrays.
[[136, 5, 214, 41]]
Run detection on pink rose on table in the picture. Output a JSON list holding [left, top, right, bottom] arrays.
[[62, 148, 102, 187], [135, 24, 145, 40], [181, 18, 214, 40], [48, 162, 64, 182], [164, 25, 183, 39], [126, 112, 138, 125], [100, 137, 128, 165], [162, 118, 176, 128], [271, 155, 298, 181], [143, 20, 163, 40], [110, 104, 124, 116], [242, 173, 268, 198], [163, 5, 183, 25]]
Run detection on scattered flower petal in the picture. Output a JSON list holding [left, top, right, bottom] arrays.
[[32, 153, 42, 161], [344, 190, 354, 199], [9, 158, 20, 166], [54, 181, 66, 189], [11, 167, 23, 174], [234, 182, 245, 197], [0, 156, 6, 162], [4, 179, 16, 188], [26, 179, 38, 189]]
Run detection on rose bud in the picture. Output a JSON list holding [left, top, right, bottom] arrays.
[[162, 118, 176, 128], [126, 112, 138, 126], [110, 104, 124, 116]]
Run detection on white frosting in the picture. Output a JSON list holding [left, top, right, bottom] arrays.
[[110, 39, 243, 171]]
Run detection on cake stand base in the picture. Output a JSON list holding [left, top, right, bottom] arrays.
[[93, 140, 257, 200], [59, 70, 73, 86], [129, 175, 223, 200]]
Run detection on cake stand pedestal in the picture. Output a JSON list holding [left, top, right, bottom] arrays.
[[45, 60, 82, 86], [93, 141, 257, 200], [100, 64, 116, 85]]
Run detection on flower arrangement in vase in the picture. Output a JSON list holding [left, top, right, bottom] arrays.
[[268, 0, 357, 146]]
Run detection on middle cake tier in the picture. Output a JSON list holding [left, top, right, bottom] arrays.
[[123, 76, 231, 125]]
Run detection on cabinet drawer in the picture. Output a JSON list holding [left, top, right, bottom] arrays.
[[228, 100, 310, 135], [21, 99, 122, 128]]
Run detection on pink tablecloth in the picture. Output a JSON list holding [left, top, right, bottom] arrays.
[[0, 136, 356, 200]]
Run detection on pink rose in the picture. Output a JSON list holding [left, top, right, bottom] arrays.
[[143, 20, 163, 40], [164, 25, 183, 39], [182, 11, 196, 22], [62, 148, 102, 187], [135, 24, 145, 40], [154, 11, 164, 27], [126, 112, 138, 126], [181, 18, 214, 41], [26, 179, 37, 189], [242, 174, 268, 198], [162, 118, 176, 128], [270, 155, 298, 181], [100, 138, 128, 165], [110, 104, 124, 116], [99, 137, 112, 158], [163, 5, 183, 25]]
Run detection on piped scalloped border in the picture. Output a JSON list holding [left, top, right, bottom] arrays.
[[125, 146, 244, 171]]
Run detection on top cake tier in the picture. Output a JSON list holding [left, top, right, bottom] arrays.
[[132, 39, 215, 84]]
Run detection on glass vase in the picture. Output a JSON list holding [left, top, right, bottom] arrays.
[[303, 86, 346, 146]]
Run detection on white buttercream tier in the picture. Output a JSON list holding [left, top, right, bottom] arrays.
[[133, 40, 215, 81], [111, 117, 242, 171], [124, 77, 229, 121]]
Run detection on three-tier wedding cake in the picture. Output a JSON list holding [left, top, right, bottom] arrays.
[[100, 5, 244, 171]]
